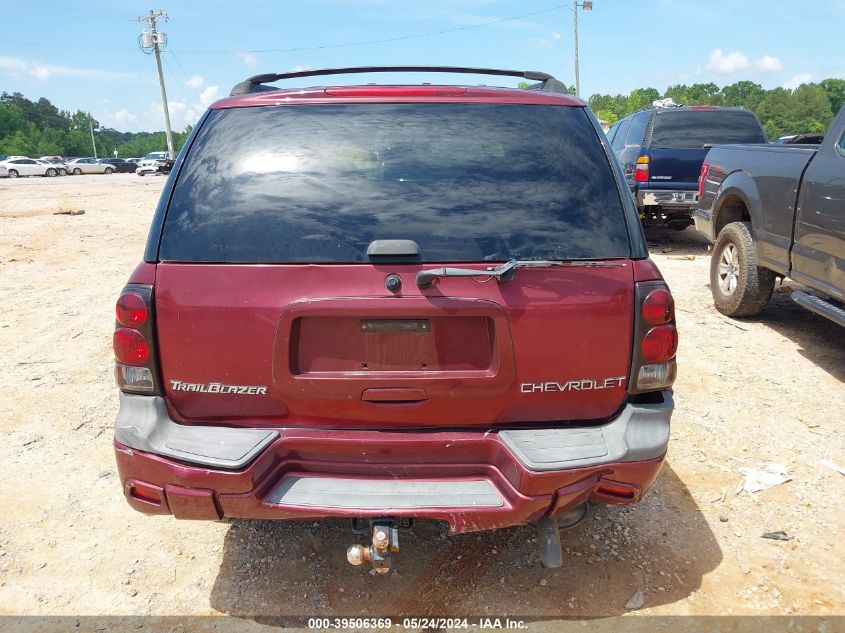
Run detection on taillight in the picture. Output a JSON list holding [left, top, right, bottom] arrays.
[[635, 156, 649, 183], [698, 162, 710, 198], [113, 328, 149, 365], [113, 285, 160, 394], [630, 280, 678, 393], [642, 289, 674, 325], [116, 291, 148, 328], [642, 326, 679, 363]]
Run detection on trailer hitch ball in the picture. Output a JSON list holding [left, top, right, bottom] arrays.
[[346, 522, 399, 573], [346, 544, 369, 567]]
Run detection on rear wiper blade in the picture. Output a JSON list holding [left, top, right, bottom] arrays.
[[415, 259, 625, 288]]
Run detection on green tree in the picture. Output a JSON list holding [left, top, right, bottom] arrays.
[[626, 87, 661, 112], [819, 78, 845, 115], [720, 81, 765, 110], [756, 87, 793, 139], [788, 84, 834, 134]]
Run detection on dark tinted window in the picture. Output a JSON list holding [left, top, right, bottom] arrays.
[[651, 110, 766, 148], [611, 118, 630, 150], [625, 112, 650, 146], [606, 121, 620, 144], [161, 104, 630, 263]]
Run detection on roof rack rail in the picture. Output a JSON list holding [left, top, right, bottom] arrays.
[[229, 66, 568, 96]]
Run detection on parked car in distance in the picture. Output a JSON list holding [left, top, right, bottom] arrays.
[[696, 105, 845, 326], [126, 158, 141, 165], [98, 158, 135, 173], [0, 163, 6, 177], [112, 66, 679, 573], [0, 157, 60, 177], [66, 157, 115, 175], [38, 158, 68, 175], [774, 134, 824, 145], [135, 151, 170, 176], [608, 101, 767, 229]]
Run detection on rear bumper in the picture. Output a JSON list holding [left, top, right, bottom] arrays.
[[636, 189, 698, 212], [114, 392, 672, 533]]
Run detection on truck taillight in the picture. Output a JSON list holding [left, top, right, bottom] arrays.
[[698, 162, 710, 198], [630, 282, 678, 393], [113, 285, 161, 394], [635, 156, 649, 183]]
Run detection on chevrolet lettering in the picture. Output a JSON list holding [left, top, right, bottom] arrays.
[[520, 377, 627, 393]]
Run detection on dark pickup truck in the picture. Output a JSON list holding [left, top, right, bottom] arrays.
[[695, 105, 845, 325]]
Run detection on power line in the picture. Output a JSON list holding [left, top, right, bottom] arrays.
[[0, 3, 567, 55], [161, 53, 195, 105], [0, 39, 133, 51], [167, 50, 204, 100], [174, 4, 566, 54]]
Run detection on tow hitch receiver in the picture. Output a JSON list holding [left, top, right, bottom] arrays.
[[347, 521, 400, 574]]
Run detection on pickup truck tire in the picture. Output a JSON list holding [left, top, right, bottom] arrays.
[[710, 222, 775, 317]]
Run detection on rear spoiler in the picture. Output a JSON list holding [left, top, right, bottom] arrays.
[[229, 66, 568, 96]]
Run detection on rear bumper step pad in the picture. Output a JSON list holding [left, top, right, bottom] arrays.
[[268, 476, 503, 509]]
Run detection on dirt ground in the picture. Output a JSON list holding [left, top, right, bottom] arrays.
[[0, 175, 843, 623]]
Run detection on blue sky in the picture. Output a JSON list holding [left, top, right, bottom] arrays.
[[1, 0, 843, 132]]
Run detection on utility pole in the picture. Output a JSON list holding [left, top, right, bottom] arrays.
[[136, 10, 174, 157], [573, 1, 593, 98], [89, 117, 97, 158]]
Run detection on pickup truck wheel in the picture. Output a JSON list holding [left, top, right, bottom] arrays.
[[710, 221, 775, 317]]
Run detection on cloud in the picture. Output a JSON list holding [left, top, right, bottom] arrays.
[[705, 48, 750, 74], [186, 74, 204, 89], [199, 85, 220, 106], [0, 55, 27, 72], [754, 55, 783, 73], [551, 31, 561, 40], [783, 73, 812, 89], [0, 55, 134, 82], [114, 109, 137, 125], [239, 52, 260, 68]]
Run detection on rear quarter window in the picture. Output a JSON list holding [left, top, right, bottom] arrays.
[[611, 118, 630, 151], [625, 112, 650, 147], [160, 103, 631, 263], [651, 110, 766, 148]]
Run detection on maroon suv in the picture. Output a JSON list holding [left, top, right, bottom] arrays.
[[112, 67, 677, 571]]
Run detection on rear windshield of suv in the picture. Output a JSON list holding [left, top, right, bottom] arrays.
[[650, 110, 766, 148], [160, 103, 630, 263]]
